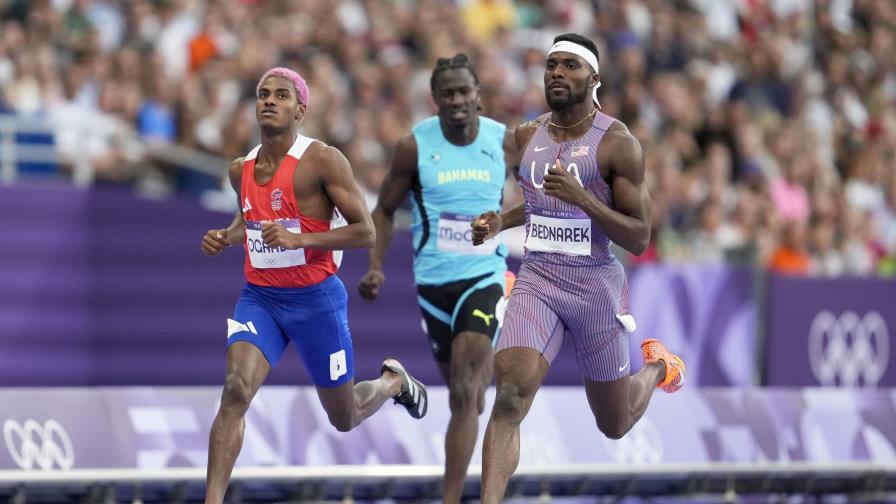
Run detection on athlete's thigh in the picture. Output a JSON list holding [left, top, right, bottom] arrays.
[[497, 288, 565, 366], [448, 280, 504, 385], [450, 331, 495, 386], [560, 263, 631, 383], [570, 327, 631, 383], [449, 329, 495, 414], [225, 342, 272, 396], [315, 379, 357, 421], [284, 276, 355, 388], [453, 282, 504, 345], [583, 370, 630, 425], [580, 333, 633, 421], [420, 305, 453, 367], [417, 275, 485, 365], [227, 285, 290, 369]]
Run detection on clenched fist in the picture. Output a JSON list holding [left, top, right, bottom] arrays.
[[543, 159, 587, 206], [472, 211, 502, 245], [201, 229, 232, 256], [358, 270, 385, 301], [261, 221, 303, 250]]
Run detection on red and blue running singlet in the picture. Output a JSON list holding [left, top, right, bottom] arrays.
[[239, 135, 345, 288]]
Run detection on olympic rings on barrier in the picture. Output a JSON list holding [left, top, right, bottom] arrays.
[[809, 310, 889, 387], [3, 419, 74, 470]]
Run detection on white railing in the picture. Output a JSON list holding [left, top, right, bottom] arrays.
[[1, 461, 894, 482], [0, 462, 893, 502], [0, 113, 228, 187], [0, 114, 91, 185]]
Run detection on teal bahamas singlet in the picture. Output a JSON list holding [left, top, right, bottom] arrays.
[[410, 116, 508, 286]]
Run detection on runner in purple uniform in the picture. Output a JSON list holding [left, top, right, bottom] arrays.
[[471, 33, 686, 503]]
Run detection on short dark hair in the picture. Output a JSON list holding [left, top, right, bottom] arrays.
[[553, 33, 600, 65], [430, 53, 480, 92]]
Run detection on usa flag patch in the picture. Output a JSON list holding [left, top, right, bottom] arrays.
[[571, 145, 590, 158]]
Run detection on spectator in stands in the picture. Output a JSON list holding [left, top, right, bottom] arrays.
[[138, 74, 178, 143], [0, 0, 893, 277], [462, 0, 517, 42], [841, 207, 877, 276], [874, 167, 896, 276], [769, 152, 811, 224], [769, 220, 811, 275], [717, 187, 760, 265], [809, 216, 845, 277], [688, 197, 726, 264]]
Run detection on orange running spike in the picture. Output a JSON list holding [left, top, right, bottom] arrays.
[[640, 338, 686, 393]]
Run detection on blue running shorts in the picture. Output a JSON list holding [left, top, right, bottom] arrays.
[[226, 275, 354, 387]]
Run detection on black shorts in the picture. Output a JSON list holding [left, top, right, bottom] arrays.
[[417, 272, 506, 363]]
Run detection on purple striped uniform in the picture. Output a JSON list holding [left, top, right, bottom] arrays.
[[497, 112, 633, 382]]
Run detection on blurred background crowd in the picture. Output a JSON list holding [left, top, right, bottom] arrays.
[[1, 0, 894, 277]]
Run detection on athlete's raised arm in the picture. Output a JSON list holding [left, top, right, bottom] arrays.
[[358, 133, 417, 300]]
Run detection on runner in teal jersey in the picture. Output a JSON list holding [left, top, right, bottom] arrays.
[[358, 53, 519, 504]]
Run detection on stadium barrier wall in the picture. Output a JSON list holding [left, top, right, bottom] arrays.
[[764, 275, 896, 387], [1, 386, 895, 471], [0, 182, 892, 387]]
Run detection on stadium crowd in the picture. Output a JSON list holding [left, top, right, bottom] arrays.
[[1, 0, 894, 276]]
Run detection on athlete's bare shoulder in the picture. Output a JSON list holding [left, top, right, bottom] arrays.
[[227, 157, 245, 192], [300, 140, 353, 181], [604, 119, 634, 141], [301, 139, 329, 160], [392, 132, 419, 175], [599, 120, 643, 177], [513, 114, 547, 152], [502, 128, 519, 174]]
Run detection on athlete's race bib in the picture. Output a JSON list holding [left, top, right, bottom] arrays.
[[246, 219, 306, 268], [437, 212, 499, 255], [525, 209, 591, 256]]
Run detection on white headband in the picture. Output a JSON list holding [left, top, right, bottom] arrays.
[[547, 40, 601, 107]]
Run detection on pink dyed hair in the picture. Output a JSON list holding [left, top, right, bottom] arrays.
[[256, 67, 310, 105]]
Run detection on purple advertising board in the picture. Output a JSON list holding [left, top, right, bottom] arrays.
[[1, 386, 894, 471], [0, 182, 761, 387], [765, 274, 896, 387], [0, 182, 418, 386], [626, 265, 757, 386]]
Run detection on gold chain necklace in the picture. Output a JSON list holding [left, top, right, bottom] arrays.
[[548, 108, 597, 129]]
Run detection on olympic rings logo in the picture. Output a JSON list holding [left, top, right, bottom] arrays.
[[3, 419, 75, 470], [808, 310, 889, 387]]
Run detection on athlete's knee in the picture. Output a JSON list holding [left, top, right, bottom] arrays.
[[596, 415, 631, 440], [328, 414, 356, 433], [221, 373, 255, 415], [448, 379, 479, 414], [324, 401, 358, 433], [324, 393, 361, 433], [491, 381, 530, 424], [476, 386, 487, 415]]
